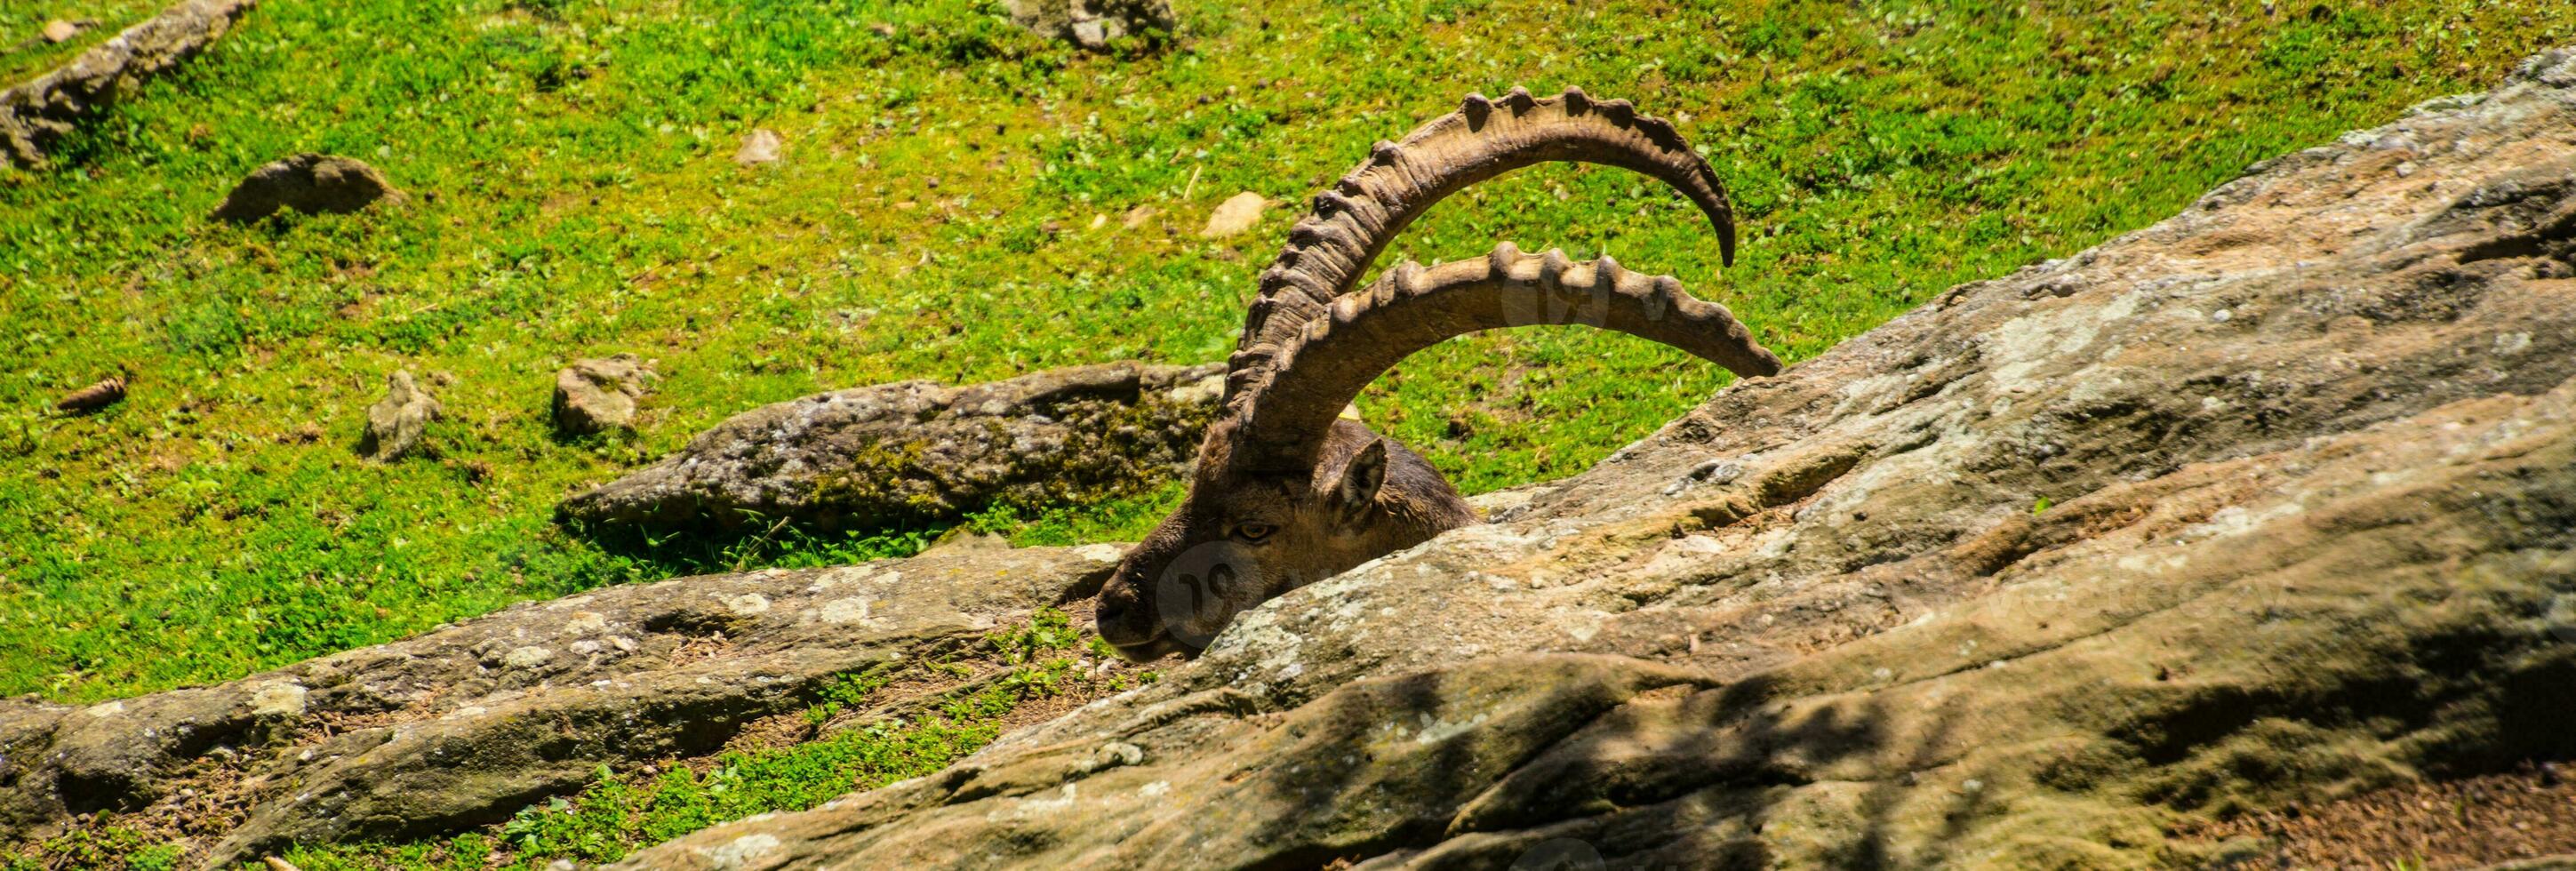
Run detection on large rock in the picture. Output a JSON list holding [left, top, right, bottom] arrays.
[[1004, 0, 1175, 51], [209, 153, 404, 222], [0, 543, 1128, 867], [0, 0, 258, 169], [552, 353, 657, 436], [616, 51, 2576, 868], [557, 361, 1225, 532]]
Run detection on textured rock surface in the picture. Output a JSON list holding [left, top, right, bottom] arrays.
[[0, 544, 1126, 867], [617, 51, 2576, 868], [209, 153, 404, 222], [558, 361, 1225, 532], [553, 354, 658, 436], [1004, 0, 1174, 51], [358, 370, 438, 460], [0, 0, 256, 169]]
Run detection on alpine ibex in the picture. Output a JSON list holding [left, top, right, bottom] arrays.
[[1095, 87, 1781, 660]]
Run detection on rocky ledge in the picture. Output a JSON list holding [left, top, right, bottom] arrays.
[[557, 361, 1225, 534], [620, 50, 2576, 867], [1, 0, 257, 169], [0, 544, 1131, 867]]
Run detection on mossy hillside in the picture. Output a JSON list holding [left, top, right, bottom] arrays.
[[0, 0, 2564, 705]]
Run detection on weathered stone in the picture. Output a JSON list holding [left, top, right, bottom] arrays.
[[615, 51, 2576, 868], [358, 370, 438, 461], [0, 544, 1126, 867], [1004, 0, 1174, 51], [1198, 190, 1267, 238], [209, 154, 404, 222], [551, 353, 656, 436], [39, 20, 92, 44], [557, 361, 1226, 532], [1, 0, 256, 169], [732, 128, 783, 166]]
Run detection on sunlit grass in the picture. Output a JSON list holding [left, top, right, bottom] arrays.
[[0, 0, 2564, 703]]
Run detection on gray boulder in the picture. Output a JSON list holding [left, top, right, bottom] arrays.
[[557, 361, 1225, 532]]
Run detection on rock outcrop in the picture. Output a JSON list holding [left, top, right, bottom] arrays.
[[552, 354, 658, 436], [0, 544, 1129, 867], [612, 51, 2576, 868], [1, 0, 257, 169], [209, 153, 404, 222], [557, 361, 1225, 532]]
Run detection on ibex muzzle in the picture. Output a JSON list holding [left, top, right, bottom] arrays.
[[1097, 87, 1781, 661]]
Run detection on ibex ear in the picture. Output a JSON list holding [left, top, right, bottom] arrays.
[[1331, 438, 1388, 525]]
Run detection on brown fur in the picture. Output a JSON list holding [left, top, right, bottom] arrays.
[[1095, 419, 1474, 659]]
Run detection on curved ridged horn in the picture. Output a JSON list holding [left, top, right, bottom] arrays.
[[1228, 87, 1738, 399], [1228, 243, 1780, 472]]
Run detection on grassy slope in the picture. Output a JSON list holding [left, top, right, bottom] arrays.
[[0, 0, 2561, 704], [0, 0, 169, 84]]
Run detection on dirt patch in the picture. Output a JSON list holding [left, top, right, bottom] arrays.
[[2183, 763, 2576, 868]]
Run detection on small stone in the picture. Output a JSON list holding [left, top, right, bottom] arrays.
[[360, 371, 440, 461], [40, 20, 88, 44], [1200, 191, 1268, 238], [733, 128, 785, 166], [552, 354, 658, 436], [1069, 18, 1110, 49], [1122, 204, 1157, 229], [211, 155, 404, 223]]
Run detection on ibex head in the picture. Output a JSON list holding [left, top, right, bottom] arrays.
[[1096, 87, 1781, 661]]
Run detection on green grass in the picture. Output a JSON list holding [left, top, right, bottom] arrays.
[[0, 0, 168, 84], [0, 0, 2564, 704]]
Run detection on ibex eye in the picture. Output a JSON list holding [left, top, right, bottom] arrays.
[[1233, 523, 1276, 542]]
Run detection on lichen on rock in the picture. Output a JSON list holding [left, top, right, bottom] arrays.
[[558, 361, 1225, 533]]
